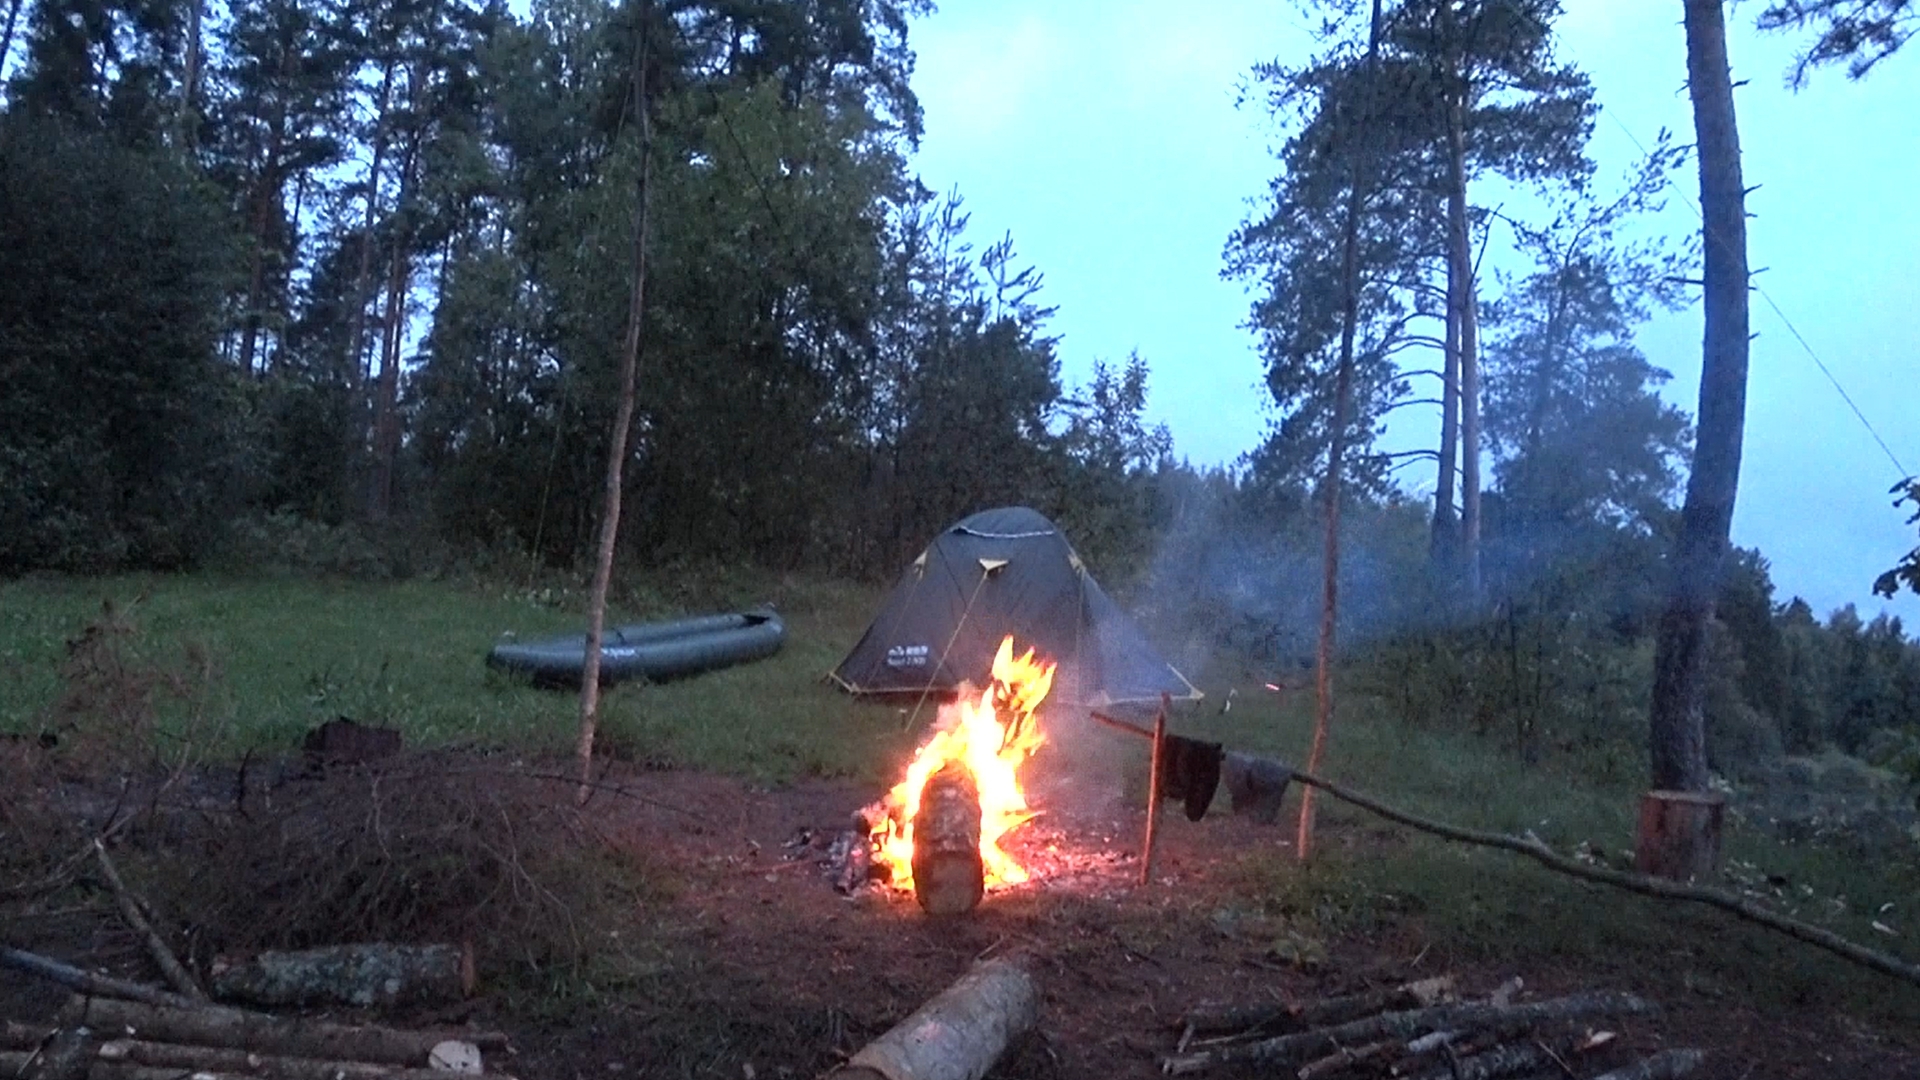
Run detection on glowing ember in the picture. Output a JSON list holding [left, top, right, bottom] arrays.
[[871, 636, 1055, 892]]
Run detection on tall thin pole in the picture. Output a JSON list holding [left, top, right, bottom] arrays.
[[576, 1, 654, 802], [1297, 0, 1385, 862]]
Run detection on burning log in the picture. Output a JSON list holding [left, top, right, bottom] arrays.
[[830, 957, 1038, 1080], [911, 763, 985, 916], [208, 942, 475, 1009]]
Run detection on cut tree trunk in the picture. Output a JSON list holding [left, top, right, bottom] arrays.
[[208, 942, 475, 1008], [829, 957, 1037, 1080], [1634, 789, 1725, 882], [912, 762, 984, 916], [94, 1038, 508, 1080], [58, 998, 507, 1068]]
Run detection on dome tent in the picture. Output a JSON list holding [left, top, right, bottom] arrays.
[[830, 507, 1201, 709]]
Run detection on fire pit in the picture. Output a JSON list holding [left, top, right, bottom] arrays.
[[863, 637, 1054, 915]]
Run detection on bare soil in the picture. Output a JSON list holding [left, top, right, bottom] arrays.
[[6, 754, 1920, 1080]]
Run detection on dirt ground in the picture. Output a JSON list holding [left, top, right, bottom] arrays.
[[519, 763, 1920, 1080], [6, 756, 1920, 1080]]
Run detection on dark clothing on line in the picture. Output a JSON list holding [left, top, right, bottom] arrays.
[[1157, 734, 1224, 821]]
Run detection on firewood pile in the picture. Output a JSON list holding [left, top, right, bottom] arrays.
[[2, 939, 512, 1079], [1161, 976, 1704, 1080], [2, 998, 511, 1079]]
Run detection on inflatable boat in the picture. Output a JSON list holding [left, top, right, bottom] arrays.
[[486, 609, 785, 687]]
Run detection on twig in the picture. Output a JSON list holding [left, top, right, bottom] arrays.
[[0, 946, 200, 1009], [1286, 767, 1920, 989], [92, 839, 207, 1001]]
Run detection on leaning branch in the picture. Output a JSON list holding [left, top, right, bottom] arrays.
[[1287, 768, 1920, 988]]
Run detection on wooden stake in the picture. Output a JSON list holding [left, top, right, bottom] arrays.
[[1140, 695, 1168, 885]]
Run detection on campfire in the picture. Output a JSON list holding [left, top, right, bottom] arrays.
[[866, 636, 1055, 914]]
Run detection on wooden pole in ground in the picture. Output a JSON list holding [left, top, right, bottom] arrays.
[[1140, 695, 1168, 885], [829, 957, 1037, 1080]]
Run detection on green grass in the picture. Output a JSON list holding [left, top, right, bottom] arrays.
[[0, 569, 914, 783], [1173, 669, 1920, 1023]]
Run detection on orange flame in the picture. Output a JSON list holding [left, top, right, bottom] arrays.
[[872, 636, 1054, 890]]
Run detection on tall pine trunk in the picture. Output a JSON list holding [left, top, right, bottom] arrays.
[[1446, 71, 1483, 598], [576, 5, 654, 802], [178, 0, 202, 145], [1432, 280, 1460, 566], [346, 60, 396, 389], [1, 0, 23, 84], [1298, 0, 1384, 862], [368, 240, 409, 521], [1649, 0, 1750, 792]]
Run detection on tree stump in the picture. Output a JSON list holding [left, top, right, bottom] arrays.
[[912, 763, 984, 916], [1633, 789, 1725, 882]]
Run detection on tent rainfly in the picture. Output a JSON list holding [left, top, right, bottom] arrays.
[[830, 506, 1201, 709]]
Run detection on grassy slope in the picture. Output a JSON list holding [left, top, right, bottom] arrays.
[[3, 570, 1917, 1023]]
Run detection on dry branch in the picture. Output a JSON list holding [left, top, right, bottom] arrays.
[[1182, 976, 1455, 1037], [91, 839, 206, 1002], [1285, 767, 1920, 988], [1590, 1049, 1705, 1080], [1294, 1037, 1398, 1080], [830, 957, 1038, 1080], [94, 1038, 513, 1080], [59, 997, 508, 1067], [0, 946, 199, 1009], [1161, 991, 1655, 1075]]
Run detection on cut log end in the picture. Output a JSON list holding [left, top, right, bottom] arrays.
[[1634, 789, 1725, 882], [911, 762, 984, 917]]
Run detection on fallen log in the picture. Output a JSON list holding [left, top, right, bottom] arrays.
[[89, 1066, 498, 1080], [1161, 990, 1655, 1075], [1285, 767, 1920, 989], [92, 839, 207, 1002], [209, 943, 475, 1008], [58, 997, 508, 1068], [1, 1020, 58, 1050], [911, 763, 984, 917], [1403, 1039, 1552, 1080], [1590, 1049, 1706, 1080], [0, 947, 200, 1009], [94, 1038, 511, 1080], [1180, 975, 1455, 1037], [830, 957, 1038, 1080]]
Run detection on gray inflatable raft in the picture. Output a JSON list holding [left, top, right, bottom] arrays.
[[486, 609, 786, 687]]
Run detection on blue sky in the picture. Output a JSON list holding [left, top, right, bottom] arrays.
[[906, 0, 1919, 625]]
